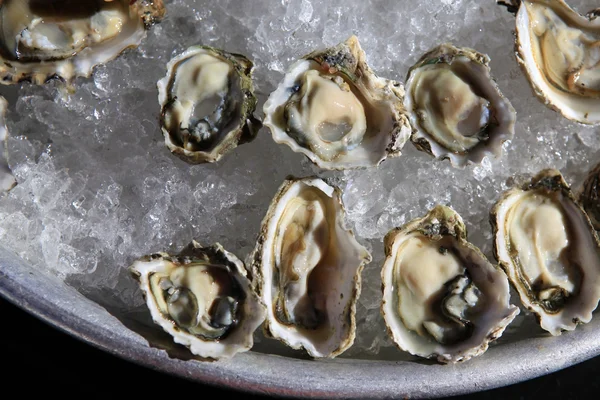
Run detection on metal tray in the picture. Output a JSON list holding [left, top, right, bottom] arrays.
[[2, 0, 600, 397]]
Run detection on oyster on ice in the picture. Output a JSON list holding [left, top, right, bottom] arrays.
[[578, 162, 600, 230], [251, 177, 371, 357], [0, 0, 165, 85], [404, 43, 516, 166], [499, 0, 600, 125], [263, 36, 411, 169], [157, 46, 260, 163], [381, 205, 519, 363], [130, 241, 265, 359], [0, 96, 15, 193], [491, 169, 600, 335]]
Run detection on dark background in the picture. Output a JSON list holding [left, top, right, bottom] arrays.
[[2, 295, 597, 399]]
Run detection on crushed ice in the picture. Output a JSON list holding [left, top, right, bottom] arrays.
[[0, 0, 599, 359]]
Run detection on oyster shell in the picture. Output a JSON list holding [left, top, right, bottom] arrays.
[[263, 36, 411, 170], [491, 169, 600, 334], [157, 46, 260, 163], [251, 177, 371, 357], [578, 162, 600, 230], [404, 43, 516, 166], [499, 0, 600, 125], [0, 0, 165, 85], [0, 96, 15, 193], [130, 241, 265, 359], [381, 205, 518, 363]]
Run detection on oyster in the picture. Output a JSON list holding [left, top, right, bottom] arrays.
[[381, 205, 518, 363], [263, 36, 411, 169], [578, 162, 600, 230], [0, 0, 165, 85], [491, 169, 600, 335], [251, 177, 371, 357], [0, 95, 15, 193], [130, 241, 265, 359], [499, 0, 600, 125], [404, 43, 516, 167], [157, 46, 260, 164]]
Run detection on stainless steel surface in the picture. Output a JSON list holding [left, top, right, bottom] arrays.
[[2, 244, 599, 398]]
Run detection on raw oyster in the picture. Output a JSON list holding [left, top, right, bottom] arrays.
[[404, 43, 516, 167], [157, 46, 260, 163], [263, 36, 411, 170], [491, 169, 600, 335], [251, 177, 371, 357], [0, 0, 165, 85], [0, 96, 15, 193], [499, 0, 600, 125], [578, 162, 600, 230], [130, 241, 265, 359], [381, 205, 519, 363]]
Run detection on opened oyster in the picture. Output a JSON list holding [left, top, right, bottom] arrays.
[[491, 169, 600, 335], [0, 0, 165, 85], [578, 162, 600, 230], [130, 241, 265, 359], [499, 0, 600, 125], [404, 43, 516, 166], [381, 205, 518, 363], [157, 46, 260, 163], [0, 96, 15, 193], [251, 177, 371, 357], [263, 36, 411, 169]]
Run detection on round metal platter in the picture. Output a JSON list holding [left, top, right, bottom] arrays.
[[2, 0, 600, 397]]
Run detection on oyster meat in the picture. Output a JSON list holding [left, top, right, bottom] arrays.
[[491, 169, 600, 334], [0, 95, 15, 193], [130, 241, 265, 359], [263, 36, 411, 169], [0, 0, 165, 85], [578, 162, 600, 230], [381, 205, 519, 363], [499, 0, 600, 124], [404, 43, 516, 166], [251, 177, 371, 357], [157, 46, 260, 163]]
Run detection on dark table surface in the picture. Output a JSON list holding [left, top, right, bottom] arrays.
[[2, 295, 597, 399]]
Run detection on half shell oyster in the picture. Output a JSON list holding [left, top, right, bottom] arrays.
[[381, 205, 518, 363], [491, 169, 600, 334], [499, 0, 600, 125], [0, 0, 165, 85], [157, 46, 260, 163], [130, 241, 265, 359], [263, 36, 411, 169], [578, 162, 600, 230], [404, 43, 516, 166], [251, 177, 371, 357]]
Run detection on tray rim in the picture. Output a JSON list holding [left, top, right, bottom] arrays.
[[2, 247, 600, 399]]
